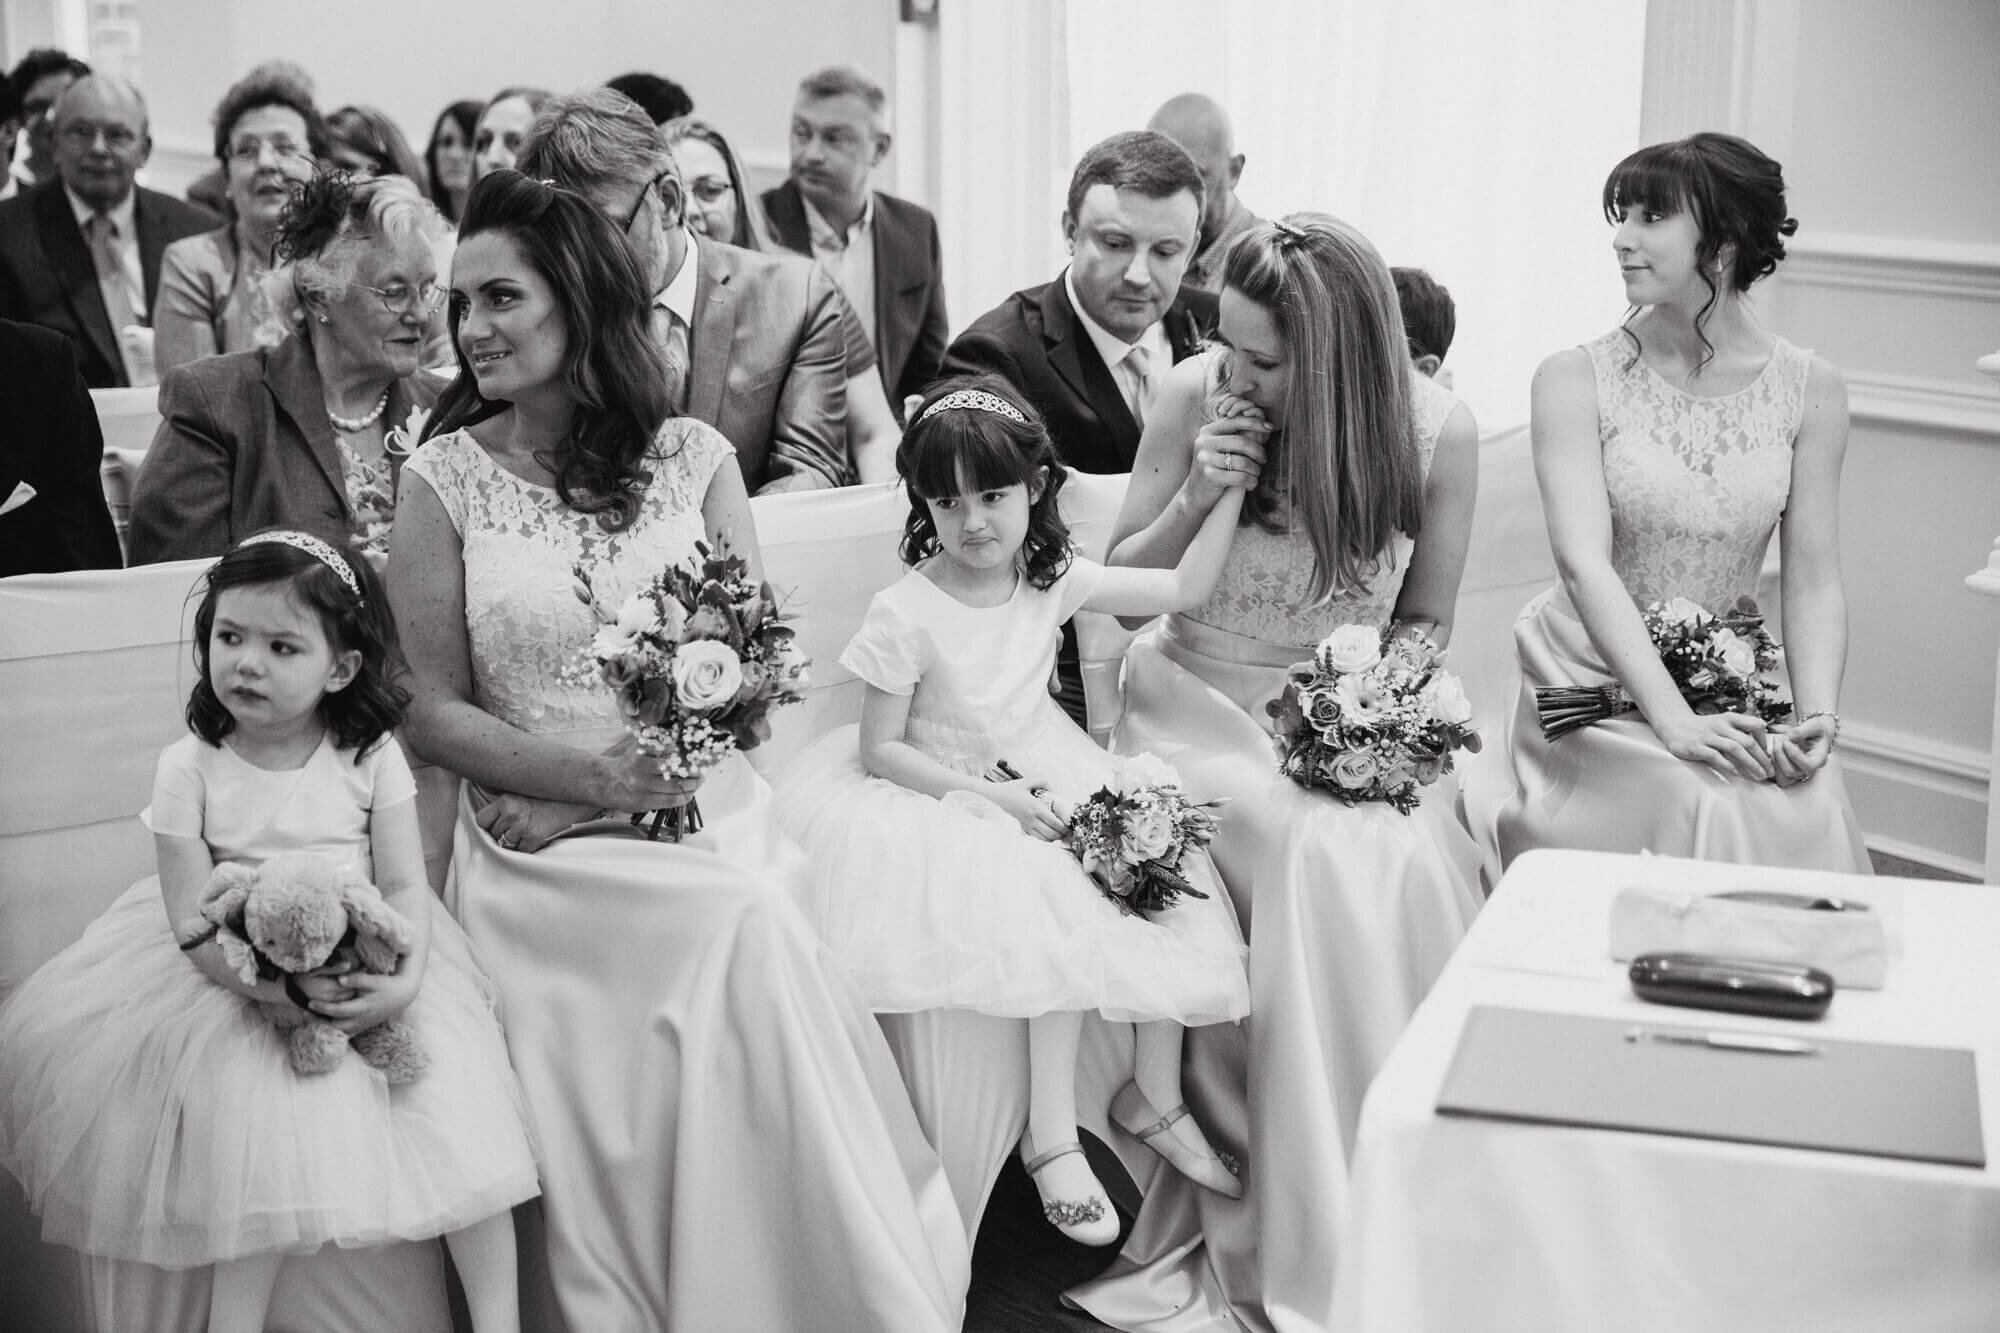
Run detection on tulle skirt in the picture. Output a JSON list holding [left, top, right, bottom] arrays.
[[0, 878, 539, 1269], [1496, 587, 1871, 873], [1068, 615, 1484, 1333], [772, 696, 1248, 1026]]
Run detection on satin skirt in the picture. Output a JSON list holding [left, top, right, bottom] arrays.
[[1068, 616, 1484, 1333], [447, 743, 970, 1332], [1495, 588, 1871, 873]]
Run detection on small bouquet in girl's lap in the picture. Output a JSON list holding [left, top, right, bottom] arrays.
[[568, 540, 809, 840], [1060, 754, 1224, 917], [1533, 595, 1791, 741], [1269, 624, 1481, 813]]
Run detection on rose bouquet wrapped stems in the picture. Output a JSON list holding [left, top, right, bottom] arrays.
[[567, 541, 810, 841], [1059, 753, 1224, 917], [1267, 623, 1480, 813], [1532, 595, 1792, 742]]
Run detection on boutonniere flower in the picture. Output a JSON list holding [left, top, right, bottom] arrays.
[[384, 405, 433, 458]]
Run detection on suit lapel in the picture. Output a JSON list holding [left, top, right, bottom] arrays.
[[1040, 278, 1138, 457], [685, 245, 732, 426], [764, 182, 810, 257], [264, 336, 349, 516], [36, 184, 121, 377], [135, 189, 165, 323]]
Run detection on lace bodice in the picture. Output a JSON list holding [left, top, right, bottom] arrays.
[[1186, 363, 1458, 647], [1589, 328, 1808, 613], [402, 420, 733, 737]]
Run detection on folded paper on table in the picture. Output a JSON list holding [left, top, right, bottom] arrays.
[[1436, 1005, 1984, 1167], [1609, 884, 1888, 988]]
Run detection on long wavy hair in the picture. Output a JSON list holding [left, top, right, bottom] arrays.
[[186, 533, 409, 753], [424, 169, 670, 532], [1222, 213, 1420, 603], [897, 376, 1073, 591], [1602, 131, 1798, 375]]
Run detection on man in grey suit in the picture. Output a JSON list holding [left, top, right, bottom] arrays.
[[0, 75, 216, 388], [519, 88, 848, 492]]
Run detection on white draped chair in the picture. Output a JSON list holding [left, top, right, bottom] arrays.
[[0, 441, 1554, 1325]]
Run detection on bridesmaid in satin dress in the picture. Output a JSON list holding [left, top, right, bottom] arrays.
[[1496, 132, 1868, 872], [389, 171, 968, 1331], [1068, 214, 1483, 1333]]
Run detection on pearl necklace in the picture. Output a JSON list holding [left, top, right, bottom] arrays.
[[327, 387, 392, 434]]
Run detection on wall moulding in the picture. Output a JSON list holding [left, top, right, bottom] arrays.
[[1845, 370, 2000, 439], [1839, 718, 1992, 880], [1784, 232, 2000, 303]]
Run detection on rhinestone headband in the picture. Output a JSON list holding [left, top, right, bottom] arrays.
[[239, 530, 363, 600], [916, 389, 1028, 427]]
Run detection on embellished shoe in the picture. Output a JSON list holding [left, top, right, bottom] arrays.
[[1018, 1130, 1120, 1247], [1110, 1081, 1244, 1199]]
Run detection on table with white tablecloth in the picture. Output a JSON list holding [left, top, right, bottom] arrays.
[[1331, 847, 2000, 1333]]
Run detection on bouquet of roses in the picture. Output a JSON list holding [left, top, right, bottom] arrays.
[[1267, 624, 1481, 814], [1061, 754, 1222, 917], [567, 541, 808, 840], [1533, 595, 1791, 741]]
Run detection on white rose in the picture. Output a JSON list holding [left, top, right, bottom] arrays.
[[1659, 597, 1710, 629], [1114, 752, 1182, 797], [1710, 629, 1758, 679], [671, 640, 745, 711], [1317, 624, 1382, 675], [1120, 809, 1176, 863], [591, 624, 640, 660], [615, 594, 660, 639], [1424, 672, 1474, 725]]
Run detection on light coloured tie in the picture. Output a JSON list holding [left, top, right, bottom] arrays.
[[86, 213, 148, 385], [653, 304, 690, 415], [1125, 343, 1156, 430]]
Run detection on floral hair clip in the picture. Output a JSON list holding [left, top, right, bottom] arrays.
[[240, 529, 363, 601], [274, 171, 356, 264], [916, 389, 1029, 427]]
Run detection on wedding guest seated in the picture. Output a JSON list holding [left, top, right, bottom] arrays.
[[941, 129, 1215, 721], [389, 169, 967, 1328], [764, 65, 946, 422], [1393, 265, 1457, 381], [424, 99, 480, 223], [0, 74, 216, 388], [326, 104, 427, 185], [0, 79, 22, 203], [471, 86, 549, 182], [606, 70, 693, 124], [1148, 92, 1260, 294], [664, 114, 900, 482], [0, 317, 120, 574], [6, 48, 88, 195], [181, 59, 316, 218], [127, 170, 449, 566], [153, 68, 326, 376], [521, 89, 848, 491]]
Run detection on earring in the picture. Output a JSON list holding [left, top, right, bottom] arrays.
[[316, 314, 329, 325]]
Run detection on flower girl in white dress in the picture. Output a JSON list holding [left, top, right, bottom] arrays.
[[777, 379, 1249, 1245], [0, 533, 537, 1333]]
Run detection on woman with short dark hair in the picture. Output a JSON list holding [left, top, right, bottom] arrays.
[[152, 70, 328, 374]]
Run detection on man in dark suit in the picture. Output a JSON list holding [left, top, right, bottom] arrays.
[[763, 65, 946, 423], [0, 75, 216, 389], [941, 130, 1215, 724], [521, 89, 848, 493], [941, 130, 1214, 476], [0, 318, 121, 574]]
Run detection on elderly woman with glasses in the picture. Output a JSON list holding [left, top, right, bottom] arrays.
[[152, 69, 329, 375], [129, 169, 452, 567]]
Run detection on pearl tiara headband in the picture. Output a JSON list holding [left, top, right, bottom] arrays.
[[239, 530, 363, 600], [916, 389, 1028, 427]]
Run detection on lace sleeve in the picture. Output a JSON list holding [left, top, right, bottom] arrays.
[[402, 432, 474, 536], [644, 419, 736, 519]]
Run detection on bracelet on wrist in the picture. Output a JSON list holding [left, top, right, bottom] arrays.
[[1799, 708, 1840, 745]]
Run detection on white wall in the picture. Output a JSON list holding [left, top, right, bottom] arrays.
[[130, 0, 903, 197], [1646, 0, 2000, 874]]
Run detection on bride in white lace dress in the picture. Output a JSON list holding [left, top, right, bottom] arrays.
[[1068, 215, 1483, 1333], [389, 171, 967, 1331], [1496, 132, 1867, 873]]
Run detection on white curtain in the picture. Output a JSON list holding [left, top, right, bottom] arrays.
[[934, 0, 1647, 431]]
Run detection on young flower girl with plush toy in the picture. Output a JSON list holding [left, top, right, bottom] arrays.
[[776, 379, 1250, 1245], [0, 531, 538, 1333]]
